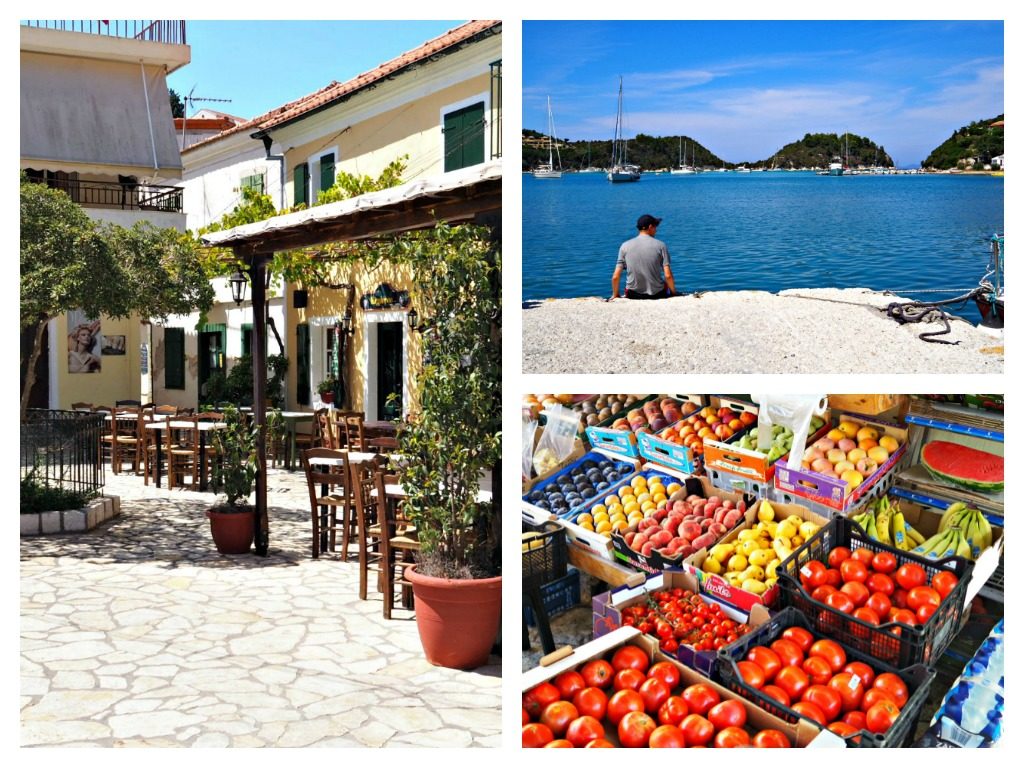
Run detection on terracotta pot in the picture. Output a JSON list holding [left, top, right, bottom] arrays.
[[320, 392, 334, 404], [405, 565, 501, 670], [206, 505, 254, 554]]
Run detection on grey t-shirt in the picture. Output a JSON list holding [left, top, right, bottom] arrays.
[[616, 234, 670, 294]]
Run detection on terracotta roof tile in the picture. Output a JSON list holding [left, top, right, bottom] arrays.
[[182, 20, 500, 154]]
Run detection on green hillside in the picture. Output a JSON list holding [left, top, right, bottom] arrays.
[[757, 132, 893, 169], [921, 115, 1003, 170]]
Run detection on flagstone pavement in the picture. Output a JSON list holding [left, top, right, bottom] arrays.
[[20, 468, 501, 747]]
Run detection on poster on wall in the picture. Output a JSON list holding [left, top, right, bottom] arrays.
[[67, 309, 101, 373], [101, 335, 126, 355]]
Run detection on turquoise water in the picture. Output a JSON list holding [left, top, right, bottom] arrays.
[[522, 171, 1003, 322]]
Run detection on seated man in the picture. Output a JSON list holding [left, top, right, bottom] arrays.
[[610, 213, 677, 300]]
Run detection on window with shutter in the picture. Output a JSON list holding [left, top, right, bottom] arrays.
[[241, 323, 253, 357], [296, 323, 310, 405], [241, 172, 265, 194], [443, 101, 485, 172], [164, 327, 185, 389], [294, 163, 309, 206], [319, 152, 335, 192]]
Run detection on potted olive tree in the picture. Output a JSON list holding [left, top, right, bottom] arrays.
[[396, 224, 501, 670], [207, 405, 260, 554]]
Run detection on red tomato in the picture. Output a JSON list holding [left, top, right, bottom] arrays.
[[584, 738, 614, 748], [842, 710, 868, 730], [565, 715, 604, 748], [647, 660, 681, 690], [648, 724, 687, 748], [853, 606, 881, 627], [873, 672, 909, 707], [606, 689, 644, 725], [657, 695, 689, 726], [572, 687, 608, 721], [770, 638, 805, 668], [865, 592, 892, 617], [840, 581, 870, 607], [843, 661, 876, 688], [761, 684, 792, 707], [840, 558, 869, 584], [827, 721, 863, 743], [747, 646, 783, 683], [812, 584, 838, 602], [774, 665, 811, 701], [791, 699, 828, 726], [679, 713, 715, 746], [707, 699, 747, 731], [544, 739, 573, 748], [523, 708, 530, 725], [680, 683, 720, 716], [522, 722, 555, 747], [553, 670, 585, 700], [737, 660, 766, 689], [714, 725, 751, 748], [828, 672, 865, 712], [801, 684, 843, 721], [871, 550, 897, 574], [825, 591, 856, 614], [617, 710, 657, 748], [851, 547, 875, 566], [613, 668, 647, 692], [917, 603, 938, 623], [862, 688, 897, 710], [809, 639, 847, 673], [907, 586, 941, 611], [540, 701, 578, 737], [895, 563, 927, 591], [931, 570, 959, 598], [752, 729, 791, 748], [523, 681, 561, 720], [827, 546, 852, 568], [781, 626, 815, 652], [638, 677, 671, 714], [823, 567, 843, 587], [891, 587, 909, 609], [802, 655, 833, 686], [865, 700, 901, 734], [799, 560, 828, 590], [866, 572, 895, 596], [580, 659, 614, 689], [611, 645, 650, 673]]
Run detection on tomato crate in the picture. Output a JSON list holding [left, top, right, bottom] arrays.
[[522, 521, 568, 592], [776, 515, 974, 667], [714, 607, 936, 748]]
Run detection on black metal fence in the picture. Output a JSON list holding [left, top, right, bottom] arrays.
[[21, 410, 105, 495], [26, 176, 183, 213], [21, 20, 187, 45]]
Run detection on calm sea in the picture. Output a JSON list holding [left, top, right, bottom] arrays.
[[522, 171, 1003, 322]]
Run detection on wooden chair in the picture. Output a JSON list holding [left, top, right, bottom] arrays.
[[338, 410, 368, 451], [166, 415, 199, 490], [376, 468, 419, 619], [300, 448, 352, 559], [93, 405, 113, 465], [349, 456, 388, 600], [111, 406, 144, 474], [71, 401, 93, 411], [316, 408, 340, 449], [143, 405, 178, 485], [115, 398, 142, 407]]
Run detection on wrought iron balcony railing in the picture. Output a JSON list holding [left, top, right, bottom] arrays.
[[21, 20, 186, 45], [27, 175, 183, 213]]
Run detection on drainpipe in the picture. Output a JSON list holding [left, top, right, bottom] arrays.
[[252, 130, 286, 211]]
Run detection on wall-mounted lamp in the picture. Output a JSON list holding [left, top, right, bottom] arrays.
[[339, 309, 354, 335], [406, 308, 420, 331], [229, 270, 248, 306]]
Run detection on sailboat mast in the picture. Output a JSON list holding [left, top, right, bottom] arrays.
[[546, 96, 554, 166]]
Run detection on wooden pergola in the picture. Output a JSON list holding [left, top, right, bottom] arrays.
[[201, 161, 501, 555]]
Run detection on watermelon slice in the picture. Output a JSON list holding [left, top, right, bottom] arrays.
[[920, 440, 1004, 493]]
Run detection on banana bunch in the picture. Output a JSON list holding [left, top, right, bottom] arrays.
[[937, 502, 992, 559], [911, 526, 974, 560], [851, 496, 926, 552]]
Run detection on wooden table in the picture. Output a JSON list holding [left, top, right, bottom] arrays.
[[567, 546, 640, 588], [242, 409, 315, 471], [304, 451, 383, 554], [144, 420, 226, 490]]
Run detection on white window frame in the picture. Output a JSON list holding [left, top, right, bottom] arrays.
[[305, 144, 339, 205], [439, 91, 489, 172], [362, 311, 411, 420]]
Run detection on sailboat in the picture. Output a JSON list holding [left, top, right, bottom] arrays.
[[579, 141, 602, 172], [670, 138, 696, 175], [533, 96, 562, 179], [608, 77, 640, 183]]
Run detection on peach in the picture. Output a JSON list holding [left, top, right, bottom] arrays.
[[811, 458, 833, 474], [858, 438, 878, 451], [846, 448, 867, 464], [826, 448, 847, 465], [856, 426, 879, 442], [879, 435, 900, 453], [834, 461, 856, 476], [868, 446, 890, 464], [840, 470, 865, 488], [827, 428, 846, 442], [837, 438, 857, 453]]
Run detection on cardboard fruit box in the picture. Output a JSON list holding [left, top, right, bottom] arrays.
[[521, 626, 839, 748], [774, 413, 908, 513], [638, 395, 754, 476], [591, 569, 772, 677], [683, 498, 831, 612], [585, 395, 701, 458], [609, 475, 755, 574], [521, 449, 639, 527], [704, 408, 832, 485]]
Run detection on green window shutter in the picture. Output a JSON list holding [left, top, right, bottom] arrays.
[[296, 323, 310, 405], [444, 102, 485, 171], [164, 327, 185, 389], [241, 323, 253, 357], [319, 153, 335, 192], [294, 163, 309, 206], [241, 173, 265, 194]]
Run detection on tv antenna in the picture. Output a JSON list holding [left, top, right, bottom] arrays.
[[180, 85, 233, 143]]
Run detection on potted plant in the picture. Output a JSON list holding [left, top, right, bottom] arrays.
[[317, 376, 337, 405], [207, 405, 259, 554], [397, 223, 501, 670]]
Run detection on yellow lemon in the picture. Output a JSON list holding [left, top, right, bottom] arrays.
[[737, 529, 760, 543], [703, 556, 723, 574], [596, 520, 612, 534], [742, 578, 768, 595], [749, 549, 773, 568], [740, 539, 761, 558], [710, 543, 734, 562], [727, 554, 748, 572]]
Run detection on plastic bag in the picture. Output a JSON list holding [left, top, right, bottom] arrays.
[[532, 404, 579, 476], [522, 418, 538, 481], [750, 395, 829, 469]]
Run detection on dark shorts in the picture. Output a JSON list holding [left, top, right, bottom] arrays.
[[625, 288, 669, 300]]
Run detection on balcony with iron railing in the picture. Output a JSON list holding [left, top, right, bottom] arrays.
[[21, 20, 187, 45], [25, 174, 183, 213]]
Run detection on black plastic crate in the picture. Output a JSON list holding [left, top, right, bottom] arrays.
[[715, 607, 935, 748], [522, 521, 567, 591], [777, 515, 973, 667], [523, 569, 581, 626]]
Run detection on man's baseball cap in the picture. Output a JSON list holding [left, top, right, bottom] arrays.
[[636, 214, 662, 229]]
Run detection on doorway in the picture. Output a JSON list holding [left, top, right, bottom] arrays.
[[376, 322, 403, 421], [198, 324, 226, 402]]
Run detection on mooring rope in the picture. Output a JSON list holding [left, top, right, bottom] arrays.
[[884, 286, 989, 344]]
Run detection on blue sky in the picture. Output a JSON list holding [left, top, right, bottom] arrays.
[[168, 21, 463, 121], [524, 20, 1004, 167]]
